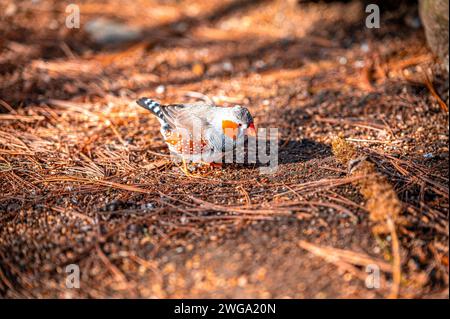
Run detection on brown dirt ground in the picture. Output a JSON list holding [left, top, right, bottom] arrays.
[[0, 0, 448, 298]]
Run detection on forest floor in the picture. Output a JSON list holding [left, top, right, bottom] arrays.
[[0, 0, 448, 298]]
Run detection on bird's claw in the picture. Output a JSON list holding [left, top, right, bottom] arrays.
[[177, 160, 222, 177]]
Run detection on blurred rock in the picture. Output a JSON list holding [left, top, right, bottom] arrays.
[[155, 85, 166, 94], [5, 3, 17, 17], [85, 18, 142, 45], [419, 0, 449, 72]]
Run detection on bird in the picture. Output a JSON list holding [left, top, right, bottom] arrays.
[[136, 97, 256, 175]]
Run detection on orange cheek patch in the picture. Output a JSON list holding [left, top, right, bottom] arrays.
[[222, 120, 239, 140]]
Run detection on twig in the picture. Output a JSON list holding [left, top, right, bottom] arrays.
[[95, 244, 128, 283], [386, 217, 401, 299], [298, 240, 392, 273], [422, 71, 448, 112]]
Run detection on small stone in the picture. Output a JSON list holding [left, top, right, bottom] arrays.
[[360, 42, 370, 52], [237, 276, 247, 287], [5, 3, 17, 17], [254, 60, 266, 69], [222, 61, 233, 72], [354, 60, 365, 68], [85, 18, 142, 45], [339, 57, 347, 65], [155, 85, 165, 94], [141, 203, 154, 211]]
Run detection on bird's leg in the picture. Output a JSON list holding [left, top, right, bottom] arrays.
[[180, 158, 194, 177], [178, 159, 205, 177], [209, 162, 223, 169], [177, 158, 221, 177], [191, 161, 222, 175], [182, 158, 188, 172]]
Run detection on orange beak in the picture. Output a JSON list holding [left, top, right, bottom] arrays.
[[246, 123, 256, 137]]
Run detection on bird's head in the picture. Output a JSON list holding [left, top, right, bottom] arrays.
[[220, 105, 256, 140]]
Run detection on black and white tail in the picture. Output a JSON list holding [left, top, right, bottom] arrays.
[[136, 97, 165, 120]]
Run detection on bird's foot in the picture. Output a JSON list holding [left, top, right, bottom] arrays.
[[176, 160, 223, 177], [197, 161, 222, 173], [177, 159, 207, 178], [209, 162, 223, 169]]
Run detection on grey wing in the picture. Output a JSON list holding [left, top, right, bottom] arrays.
[[160, 102, 214, 131]]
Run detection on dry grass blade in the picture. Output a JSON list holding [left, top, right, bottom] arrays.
[[37, 176, 154, 194], [298, 240, 392, 273], [386, 217, 401, 299], [422, 71, 448, 112], [188, 195, 291, 215]]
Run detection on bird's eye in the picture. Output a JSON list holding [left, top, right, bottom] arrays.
[[238, 123, 242, 127]]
